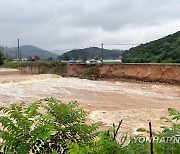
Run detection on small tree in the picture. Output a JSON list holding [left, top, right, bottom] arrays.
[[0, 98, 98, 153], [83, 67, 99, 78]]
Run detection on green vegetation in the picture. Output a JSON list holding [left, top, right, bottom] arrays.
[[50, 62, 67, 75], [1, 60, 20, 68], [1, 60, 64, 68], [153, 108, 180, 153], [0, 51, 4, 65], [83, 66, 99, 78], [0, 98, 179, 153], [122, 31, 180, 63], [0, 98, 98, 153], [58, 47, 124, 61], [1, 61, 49, 69], [1, 60, 67, 75]]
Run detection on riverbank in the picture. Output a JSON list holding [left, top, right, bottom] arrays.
[[16, 63, 180, 84], [66, 63, 180, 84]]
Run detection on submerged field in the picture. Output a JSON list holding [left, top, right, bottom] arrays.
[[0, 69, 179, 135]]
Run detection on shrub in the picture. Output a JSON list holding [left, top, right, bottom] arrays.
[[83, 67, 99, 78], [50, 62, 67, 75], [154, 108, 180, 153], [0, 101, 52, 153], [0, 98, 98, 153]]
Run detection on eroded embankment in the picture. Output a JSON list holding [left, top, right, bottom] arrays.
[[66, 63, 180, 84], [19, 63, 180, 84]]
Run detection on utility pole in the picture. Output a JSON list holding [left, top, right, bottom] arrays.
[[101, 43, 104, 64], [18, 38, 20, 59], [5, 46, 8, 59], [20, 50, 22, 59]]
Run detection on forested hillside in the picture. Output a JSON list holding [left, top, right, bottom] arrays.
[[122, 31, 180, 63], [58, 47, 124, 60]]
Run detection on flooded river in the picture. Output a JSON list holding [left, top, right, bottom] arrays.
[[0, 72, 179, 135]]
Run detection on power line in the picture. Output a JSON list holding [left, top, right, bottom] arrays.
[[5, 40, 18, 48], [53, 43, 140, 52], [100, 43, 140, 64], [103, 43, 139, 46], [51, 45, 100, 52]]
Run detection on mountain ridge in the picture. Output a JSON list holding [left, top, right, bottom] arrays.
[[58, 47, 124, 60], [0, 45, 58, 60]]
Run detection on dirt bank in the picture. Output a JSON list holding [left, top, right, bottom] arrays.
[[66, 64, 180, 84]]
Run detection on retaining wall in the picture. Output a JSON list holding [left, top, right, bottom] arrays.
[[19, 65, 50, 74]]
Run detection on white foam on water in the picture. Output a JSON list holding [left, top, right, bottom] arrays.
[[0, 75, 179, 103]]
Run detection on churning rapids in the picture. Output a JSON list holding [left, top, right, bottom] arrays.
[[0, 71, 179, 135]]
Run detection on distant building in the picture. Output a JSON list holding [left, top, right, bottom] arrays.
[[29, 56, 40, 61]]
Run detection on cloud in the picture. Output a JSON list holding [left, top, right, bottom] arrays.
[[0, 0, 179, 50]]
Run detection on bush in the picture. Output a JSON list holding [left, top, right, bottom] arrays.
[[83, 67, 99, 78], [50, 62, 67, 75], [0, 98, 98, 153]]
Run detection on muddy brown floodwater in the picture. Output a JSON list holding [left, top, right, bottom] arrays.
[[0, 72, 179, 135]]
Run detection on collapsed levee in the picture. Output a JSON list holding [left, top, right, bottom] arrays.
[[18, 63, 180, 84], [66, 63, 180, 84]]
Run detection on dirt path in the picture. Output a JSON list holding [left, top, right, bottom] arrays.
[[0, 73, 179, 135]]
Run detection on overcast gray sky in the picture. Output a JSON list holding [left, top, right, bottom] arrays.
[[0, 0, 180, 50]]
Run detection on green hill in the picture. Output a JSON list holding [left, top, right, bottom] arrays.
[[58, 47, 124, 61], [122, 31, 180, 63], [0, 45, 58, 60]]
